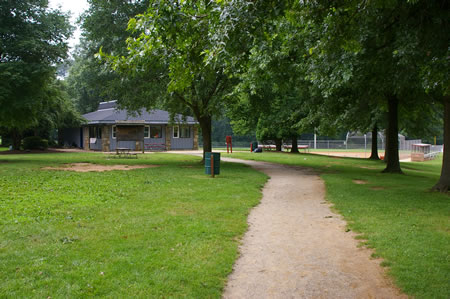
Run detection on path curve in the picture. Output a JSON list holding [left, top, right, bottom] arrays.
[[221, 157, 405, 299], [169, 152, 405, 298]]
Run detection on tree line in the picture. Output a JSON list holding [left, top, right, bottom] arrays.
[[0, 0, 83, 149], [1, 0, 448, 191]]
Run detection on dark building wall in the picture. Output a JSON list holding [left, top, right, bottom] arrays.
[[60, 128, 82, 148]]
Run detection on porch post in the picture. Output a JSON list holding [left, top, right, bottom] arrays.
[[165, 126, 171, 150], [101, 126, 111, 152], [83, 126, 89, 150]]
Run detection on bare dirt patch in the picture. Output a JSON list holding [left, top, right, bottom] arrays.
[[353, 179, 369, 185], [42, 163, 159, 172], [312, 151, 410, 160], [370, 186, 386, 190]]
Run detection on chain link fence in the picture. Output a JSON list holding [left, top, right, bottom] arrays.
[[206, 138, 435, 151]]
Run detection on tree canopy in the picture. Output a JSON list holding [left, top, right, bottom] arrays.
[[0, 0, 74, 148], [100, 1, 236, 158]]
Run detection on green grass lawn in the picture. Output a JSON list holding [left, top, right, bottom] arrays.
[[223, 151, 449, 299], [0, 147, 8, 152], [0, 152, 267, 297]]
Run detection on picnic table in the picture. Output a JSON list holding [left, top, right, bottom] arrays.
[[115, 147, 138, 158]]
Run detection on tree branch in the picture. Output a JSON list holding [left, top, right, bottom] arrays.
[[203, 70, 224, 108], [174, 91, 194, 110]]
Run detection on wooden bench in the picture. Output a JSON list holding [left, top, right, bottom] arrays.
[[144, 143, 166, 151]]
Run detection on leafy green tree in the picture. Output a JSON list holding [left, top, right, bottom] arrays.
[[228, 93, 292, 152], [66, 43, 112, 113], [292, 0, 447, 174], [0, 0, 72, 148], [421, 42, 450, 192], [217, 0, 447, 176], [35, 80, 85, 139], [224, 6, 314, 153], [102, 1, 235, 158], [211, 118, 255, 145]]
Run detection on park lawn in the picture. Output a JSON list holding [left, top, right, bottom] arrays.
[[223, 151, 449, 299], [212, 147, 249, 152], [0, 147, 8, 151], [0, 152, 267, 298]]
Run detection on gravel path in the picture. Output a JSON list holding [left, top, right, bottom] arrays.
[[221, 157, 406, 299]]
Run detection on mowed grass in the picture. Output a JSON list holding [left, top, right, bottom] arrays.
[[0, 152, 267, 297], [223, 151, 449, 299]]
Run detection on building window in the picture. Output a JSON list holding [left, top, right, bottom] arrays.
[[112, 125, 116, 139], [180, 126, 190, 138], [89, 126, 102, 139], [173, 126, 179, 138], [150, 126, 162, 138], [144, 126, 150, 138]]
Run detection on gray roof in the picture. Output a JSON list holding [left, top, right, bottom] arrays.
[[83, 101, 197, 125]]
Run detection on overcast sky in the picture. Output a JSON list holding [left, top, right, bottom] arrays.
[[48, 0, 89, 51]]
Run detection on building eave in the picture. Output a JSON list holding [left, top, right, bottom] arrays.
[[83, 121, 198, 126]]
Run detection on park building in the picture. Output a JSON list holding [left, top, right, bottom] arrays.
[[60, 101, 199, 152]]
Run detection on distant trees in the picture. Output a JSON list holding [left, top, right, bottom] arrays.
[[211, 118, 255, 146], [67, 0, 150, 113], [222, 4, 312, 152], [0, 0, 77, 149]]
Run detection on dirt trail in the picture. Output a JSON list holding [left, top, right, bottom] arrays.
[[42, 163, 158, 172], [221, 157, 406, 299]]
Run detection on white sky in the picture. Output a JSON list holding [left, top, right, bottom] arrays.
[[49, 0, 89, 52]]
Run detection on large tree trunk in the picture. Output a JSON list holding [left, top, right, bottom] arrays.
[[382, 95, 402, 173], [369, 125, 380, 160], [198, 115, 212, 162], [432, 96, 450, 192], [275, 138, 282, 151], [291, 135, 299, 153], [11, 129, 21, 150]]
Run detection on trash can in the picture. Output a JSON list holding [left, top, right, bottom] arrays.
[[252, 141, 258, 151], [205, 152, 220, 175]]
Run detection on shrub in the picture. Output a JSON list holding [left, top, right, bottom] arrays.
[[48, 139, 58, 147], [23, 136, 48, 150]]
